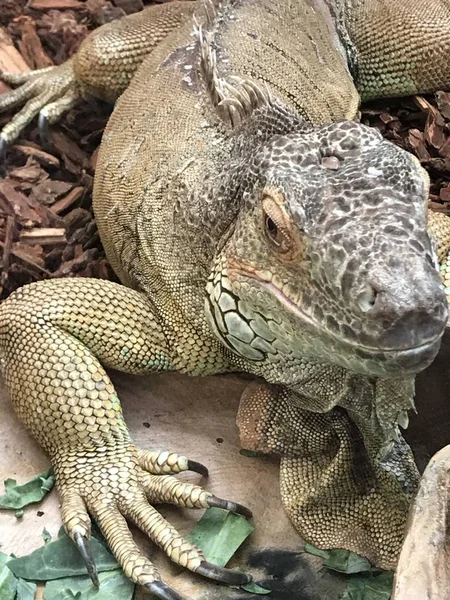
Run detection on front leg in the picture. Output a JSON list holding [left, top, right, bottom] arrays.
[[0, 1, 197, 147], [0, 278, 251, 599], [237, 381, 417, 570]]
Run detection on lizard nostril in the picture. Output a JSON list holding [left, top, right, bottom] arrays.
[[358, 284, 379, 313]]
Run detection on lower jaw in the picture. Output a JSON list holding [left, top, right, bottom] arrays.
[[349, 337, 443, 378]]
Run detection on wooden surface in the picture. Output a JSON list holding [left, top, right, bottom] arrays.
[[0, 370, 344, 600], [1, 329, 450, 599]]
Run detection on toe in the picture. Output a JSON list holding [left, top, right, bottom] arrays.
[[122, 494, 205, 570], [123, 495, 253, 586], [140, 472, 212, 509], [138, 449, 209, 477], [60, 490, 98, 586], [139, 471, 252, 518], [0, 79, 37, 112], [90, 502, 160, 585], [0, 67, 54, 86]]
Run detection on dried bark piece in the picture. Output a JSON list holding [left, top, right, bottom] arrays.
[[436, 91, 450, 122], [86, 0, 126, 25], [19, 227, 66, 245], [49, 130, 91, 175], [439, 137, 450, 159], [51, 186, 84, 214], [113, 0, 144, 14], [8, 157, 44, 185], [63, 207, 92, 236], [0, 26, 30, 74], [29, 180, 74, 206], [28, 0, 86, 10], [0, 216, 15, 293], [425, 108, 446, 152], [0, 179, 44, 227], [439, 186, 450, 203], [38, 11, 88, 61], [12, 144, 60, 168], [10, 16, 54, 69], [408, 129, 432, 162], [55, 247, 99, 277]]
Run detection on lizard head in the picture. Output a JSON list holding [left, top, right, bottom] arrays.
[[205, 117, 447, 379]]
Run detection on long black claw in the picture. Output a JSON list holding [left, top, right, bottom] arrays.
[[73, 532, 99, 587], [196, 561, 252, 586], [38, 112, 51, 150], [207, 495, 253, 519], [187, 460, 209, 477], [145, 580, 189, 600], [0, 135, 7, 165]]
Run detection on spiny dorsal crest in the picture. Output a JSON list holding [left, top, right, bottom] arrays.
[[193, 0, 272, 129]]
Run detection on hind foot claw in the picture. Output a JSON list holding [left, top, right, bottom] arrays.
[[57, 443, 252, 599]]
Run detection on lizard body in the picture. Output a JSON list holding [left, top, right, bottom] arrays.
[[1, 1, 450, 598]]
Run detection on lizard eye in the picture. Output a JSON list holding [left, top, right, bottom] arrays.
[[261, 189, 297, 258], [265, 215, 280, 244], [263, 208, 291, 252]]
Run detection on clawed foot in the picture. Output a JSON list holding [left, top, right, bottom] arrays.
[[0, 61, 80, 151], [56, 444, 252, 600]]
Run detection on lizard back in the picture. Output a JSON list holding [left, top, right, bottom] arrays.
[[93, 0, 359, 336]]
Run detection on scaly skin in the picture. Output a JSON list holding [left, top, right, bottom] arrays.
[[1, 1, 450, 598]]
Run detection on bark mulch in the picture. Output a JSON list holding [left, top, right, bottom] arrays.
[[0, 0, 449, 298]]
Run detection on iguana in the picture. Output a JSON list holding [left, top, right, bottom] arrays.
[[1, 1, 450, 598]]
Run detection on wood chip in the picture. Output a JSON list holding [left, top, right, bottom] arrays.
[[0, 216, 14, 292], [9, 158, 44, 185], [28, 0, 86, 10], [19, 227, 66, 245], [113, 0, 144, 14], [30, 180, 74, 206], [0, 27, 30, 74], [13, 16, 54, 69], [12, 145, 60, 168], [51, 186, 84, 214], [414, 96, 435, 113]]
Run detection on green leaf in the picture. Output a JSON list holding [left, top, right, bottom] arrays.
[[16, 578, 37, 600], [7, 533, 118, 581], [0, 470, 55, 511], [44, 570, 134, 600], [42, 528, 52, 544], [303, 543, 330, 560], [232, 568, 270, 595], [239, 450, 266, 458], [45, 591, 80, 600], [340, 571, 394, 600], [304, 544, 375, 574], [186, 508, 254, 567], [325, 550, 374, 575], [241, 580, 271, 594], [0, 552, 18, 600]]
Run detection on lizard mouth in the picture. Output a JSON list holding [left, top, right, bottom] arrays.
[[227, 258, 443, 356]]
